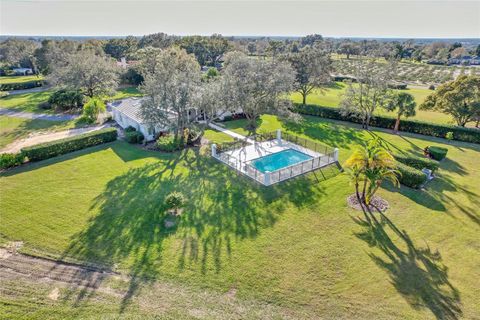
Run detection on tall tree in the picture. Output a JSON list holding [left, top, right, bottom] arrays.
[[222, 52, 296, 135], [0, 38, 38, 72], [384, 92, 417, 133], [340, 59, 395, 129], [48, 51, 120, 97], [300, 34, 323, 47], [138, 32, 174, 49], [140, 48, 201, 139], [266, 40, 284, 60], [338, 40, 359, 59], [104, 36, 139, 59], [284, 47, 332, 104], [420, 75, 480, 127]]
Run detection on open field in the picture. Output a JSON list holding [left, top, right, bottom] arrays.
[[1, 115, 479, 319], [0, 116, 80, 150], [0, 75, 43, 85], [290, 82, 458, 125]]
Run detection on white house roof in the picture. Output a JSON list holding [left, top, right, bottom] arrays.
[[110, 97, 178, 125], [110, 97, 147, 124]]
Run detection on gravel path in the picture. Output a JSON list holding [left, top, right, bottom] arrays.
[[0, 124, 112, 154], [0, 108, 79, 121]]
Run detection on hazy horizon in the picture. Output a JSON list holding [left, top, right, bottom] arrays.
[[1, 1, 479, 39]]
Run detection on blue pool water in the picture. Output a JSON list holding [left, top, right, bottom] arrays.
[[252, 149, 312, 173]]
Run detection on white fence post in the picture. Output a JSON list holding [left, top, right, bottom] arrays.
[[333, 148, 339, 162], [276, 129, 282, 145], [265, 171, 271, 186], [212, 144, 217, 157]]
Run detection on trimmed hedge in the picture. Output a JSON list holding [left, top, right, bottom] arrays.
[[22, 128, 117, 161], [394, 153, 439, 172], [427, 146, 448, 161], [0, 80, 44, 91], [396, 161, 427, 189], [0, 153, 25, 170], [125, 131, 144, 144], [294, 103, 480, 144]]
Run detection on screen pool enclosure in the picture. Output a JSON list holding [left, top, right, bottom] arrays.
[[211, 130, 339, 186]]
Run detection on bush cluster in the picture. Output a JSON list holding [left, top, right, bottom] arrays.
[[125, 130, 144, 144], [393, 153, 439, 172], [0, 153, 25, 170], [48, 89, 85, 111], [22, 128, 117, 162], [156, 134, 186, 152], [395, 161, 427, 189], [294, 103, 480, 144], [0, 80, 43, 91], [426, 146, 448, 161]]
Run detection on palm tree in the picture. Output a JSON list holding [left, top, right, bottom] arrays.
[[385, 92, 416, 133], [345, 138, 399, 208]]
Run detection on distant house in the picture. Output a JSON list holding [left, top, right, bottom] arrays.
[[448, 56, 480, 66], [109, 98, 173, 141], [116, 57, 139, 69], [12, 68, 33, 75]]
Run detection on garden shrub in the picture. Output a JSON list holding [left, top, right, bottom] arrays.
[[0, 80, 43, 91], [445, 132, 454, 140], [82, 98, 106, 123], [156, 134, 186, 152], [48, 89, 84, 111], [293, 103, 480, 144], [0, 153, 25, 169], [22, 128, 117, 161], [395, 162, 427, 189], [125, 126, 137, 133], [427, 146, 448, 161], [165, 191, 186, 215], [394, 153, 439, 172], [125, 131, 144, 144]]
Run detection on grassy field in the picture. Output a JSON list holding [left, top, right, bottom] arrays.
[[290, 82, 456, 125], [0, 116, 82, 150], [0, 87, 141, 113], [1, 114, 479, 318], [0, 75, 43, 84]]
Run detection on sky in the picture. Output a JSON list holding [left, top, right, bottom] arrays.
[[1, 0, 479, 38]]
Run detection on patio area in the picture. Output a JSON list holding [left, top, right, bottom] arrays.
[[211, 130, 339, 186]]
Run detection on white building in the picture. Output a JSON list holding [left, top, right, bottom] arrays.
[[109, 98, 174, 141], [12, 68, 33, 75]]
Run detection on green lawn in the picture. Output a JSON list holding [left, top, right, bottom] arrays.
[[0, 116, 82, 149], [0, 75, 43, 84], [1, 115, 479, 318], [0, 87, 141, 114], [290, 82, 457, 125]]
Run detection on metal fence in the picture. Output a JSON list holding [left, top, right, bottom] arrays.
[[213, 134, 337, 186]]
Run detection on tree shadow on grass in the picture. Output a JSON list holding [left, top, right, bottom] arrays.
[[353, 207, 462, 319], [57, 148, 328, 312]]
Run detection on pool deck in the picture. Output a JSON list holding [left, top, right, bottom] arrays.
[[224, 139, 323, 163]]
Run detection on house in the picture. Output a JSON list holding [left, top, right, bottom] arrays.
[[109, 98, 173, 141], [12, 68, 33, 75], [110, 97, 243, 141]]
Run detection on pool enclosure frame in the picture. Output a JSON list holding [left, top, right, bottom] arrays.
[[211, 130, 339, 186]]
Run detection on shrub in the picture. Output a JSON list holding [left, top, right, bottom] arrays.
[[427, 146, 448, 161], [22, 128, 117, 161], [125, 126, 137, 133], [394, 153, 439, 172], [48, 89, 84, 111], [428, 84, 436, 90], [156, 134, 186, 152], [0, 153, 25, 169], [125, 131, 144, 144], [82, 98, 106, 123], [293, 103, 480, 144], [445, 132, 454, 140], [165, 191, 186, 215], [38, 101, 52, 110], [0, 80, 43, 91], [396, 162, 427, 189]]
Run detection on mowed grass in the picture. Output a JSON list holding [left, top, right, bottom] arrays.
[[0, 116, 82, 149], [290, 82, 456, 125], [1, 116, 479, 318], [0, 75, 43, 84]]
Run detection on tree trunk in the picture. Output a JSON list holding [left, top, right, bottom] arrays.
[[302, 93, 307, 105], [394, 115, 401, 133]]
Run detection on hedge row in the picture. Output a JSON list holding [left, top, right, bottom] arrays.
[[393, 153, 439, 172], [0, 80, 44, 91], [22, 128, 117, 161], [396, 162, 427, 189], [0, 153, 25, 170], [294, 103, 480, 144], [427, 146, 448, 161]]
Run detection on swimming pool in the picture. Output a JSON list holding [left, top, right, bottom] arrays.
[[251, 149, 313, 173]]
